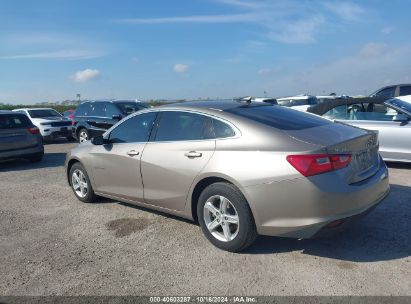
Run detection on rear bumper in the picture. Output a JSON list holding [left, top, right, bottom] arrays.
[[244, 157, 390, 238], [0, 144, 44, 161], [41, 126, 72, 139]]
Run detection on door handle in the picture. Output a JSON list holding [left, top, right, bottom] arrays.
[[184, 151, 202, 158], [126, 150, 140, 156]]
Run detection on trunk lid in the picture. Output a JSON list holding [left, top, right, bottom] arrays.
[[284, 121, 380, 183]]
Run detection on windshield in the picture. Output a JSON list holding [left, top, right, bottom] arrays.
[[385, 99, 411, 114], [116, 102, 149, 116], [28, 109, 61, 118]]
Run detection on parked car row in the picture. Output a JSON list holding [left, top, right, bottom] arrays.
[[66, 100, 390, 252]]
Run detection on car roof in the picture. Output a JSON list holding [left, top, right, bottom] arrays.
[[153, 100, 274, 118]]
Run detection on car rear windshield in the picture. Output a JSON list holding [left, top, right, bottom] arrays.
[[0, 114, 31, 129], [225, 105, 331, 130], [116, 102, 149, 116], [28, 109, 61, 118]]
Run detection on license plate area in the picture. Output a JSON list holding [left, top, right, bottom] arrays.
[[355, 149, 374, 172]]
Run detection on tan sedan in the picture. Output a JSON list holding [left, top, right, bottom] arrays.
[[66, 101, 390, 252]]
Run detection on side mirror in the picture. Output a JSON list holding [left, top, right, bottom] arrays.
[[112, 114, 122, 120], [91, 135, 106, 145], [392, 114, 409, 122]]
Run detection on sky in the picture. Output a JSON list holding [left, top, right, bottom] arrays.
[[1, 0, 411, 104]]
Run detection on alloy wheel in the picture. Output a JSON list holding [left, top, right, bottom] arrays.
[[79, 131, 88, 143], [71, 169, 88, 198], [203, 195, 239, 242]]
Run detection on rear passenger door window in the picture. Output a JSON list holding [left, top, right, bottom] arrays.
[[91, 103, 105, 117], [154, 111, 211, 141], [75, 103, 91, 116]]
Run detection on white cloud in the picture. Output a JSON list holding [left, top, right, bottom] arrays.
[[115, 1, 366, 45], [263, 43, 411, 96], [115, 13, 259, 24], [173, 64, 189, 73], [267, 16, 325, 43], [381, 27, 393, 34], [215, 0, 265, 9], [322, 1, 364, 21], [0, 50, 103, 60], [257, 68, 272, 76], [71, 69, 101, 83], [360, 43, 387, 57]]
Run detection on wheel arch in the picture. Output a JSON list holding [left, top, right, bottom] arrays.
[[189, 174, 255, 224], [66, 158, 81, 185]]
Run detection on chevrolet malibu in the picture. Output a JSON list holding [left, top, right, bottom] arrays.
[[65, 101, 390, 252]]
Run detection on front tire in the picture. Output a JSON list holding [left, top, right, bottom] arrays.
[[69, 162, 96, 203], [197, 182, 257, 252]]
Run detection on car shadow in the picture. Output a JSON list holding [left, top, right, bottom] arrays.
[[242, 184, 410, 262], [0, 152, 67, 172]]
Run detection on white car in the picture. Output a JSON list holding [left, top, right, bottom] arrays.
[[12, 108, 73, 141], [277, 95, 318, 111]]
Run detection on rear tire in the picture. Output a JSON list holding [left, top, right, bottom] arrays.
[[69, 162, 96, 203], [77, 128, 89, 143], [197, 182, 257, 252]]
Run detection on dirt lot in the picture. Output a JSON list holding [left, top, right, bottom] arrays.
[[0, 141, 410, 296]]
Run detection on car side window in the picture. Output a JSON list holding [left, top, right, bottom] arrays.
[[154, 111, 211, 141], [399, 86, 411, 96], [347, 103, 398, 121], [212, 119, 235, 138], [375, 87, 396, 99], [323, 105, 348, 120], [91, 103, 105, 117], [109, 112, 157, 143], [75, 103, 91, 116], [105, 103, 121, 118]]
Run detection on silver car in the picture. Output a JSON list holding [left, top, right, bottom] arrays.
[[0, 111, 44, 162], [321, 96, 411, 162], [65, 101, 390, 252]]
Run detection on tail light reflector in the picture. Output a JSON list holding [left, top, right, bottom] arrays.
[[28, 127, 40, 135], [286, 154, 352, 177]]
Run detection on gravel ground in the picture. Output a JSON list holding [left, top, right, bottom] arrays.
[[0, 141, 410, 296]]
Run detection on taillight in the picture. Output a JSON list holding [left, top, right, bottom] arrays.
[[28, 127, 40, 135], [286, 153, 352, 177]]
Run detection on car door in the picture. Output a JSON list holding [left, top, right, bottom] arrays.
[[324, 103, 411, 161], [141, 111, 216, 211], [86, 103, 107, 137], [90, 112, 157, 201]]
